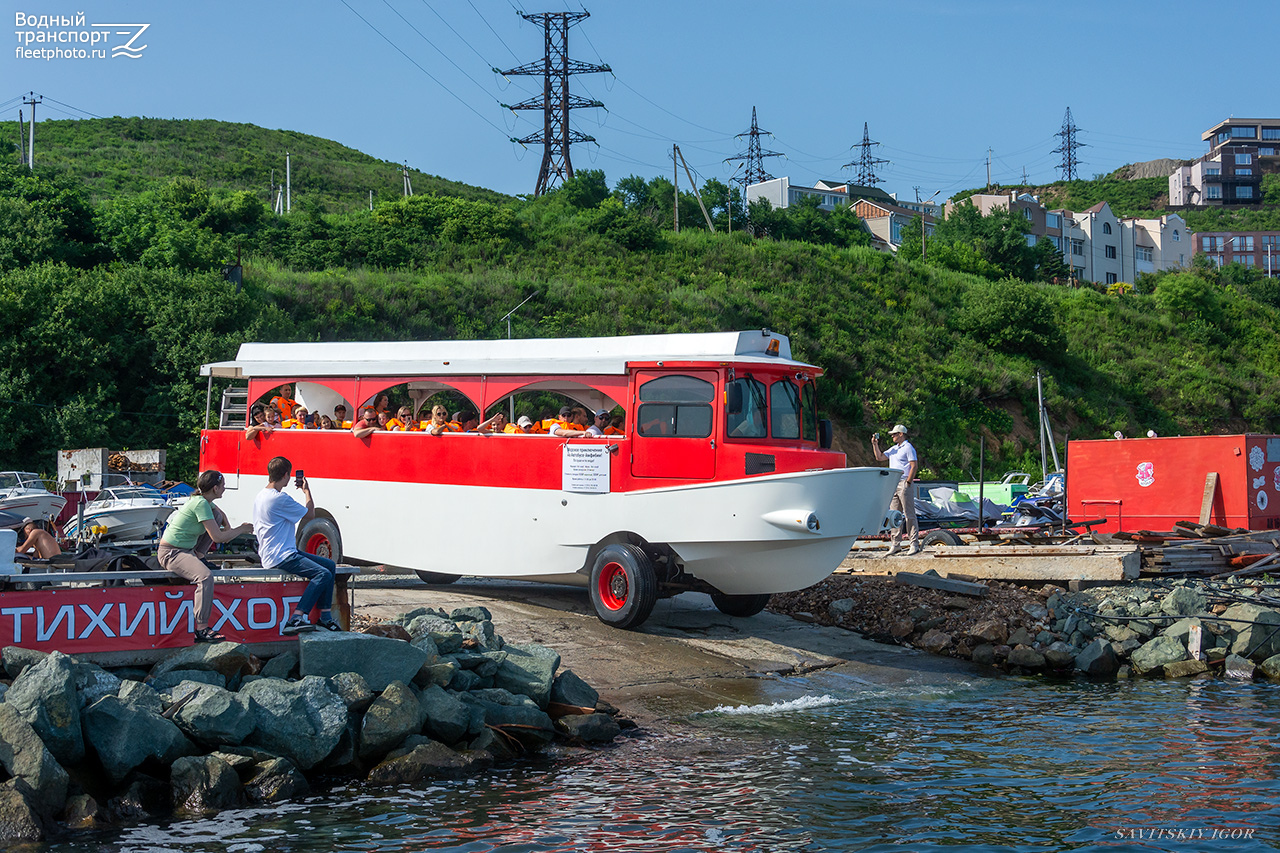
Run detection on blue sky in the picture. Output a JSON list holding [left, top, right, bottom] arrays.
[[5, 0, 1278, 200]]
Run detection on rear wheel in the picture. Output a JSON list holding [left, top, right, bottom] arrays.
[[711, 592, 771, 618], [297, 517, 342, 563], [922, 529, 963, 547], [589, 544, 658, 630], [415, 571, 460, 585]]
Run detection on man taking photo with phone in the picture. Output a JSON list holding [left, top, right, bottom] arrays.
[[872, 424, 920, 557], [252, 456, 342, 634]]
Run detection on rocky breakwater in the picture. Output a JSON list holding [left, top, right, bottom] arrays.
[[770, 575, 1280, 682], [0, 605, 625, 842]]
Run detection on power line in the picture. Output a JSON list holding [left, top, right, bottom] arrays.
[[1052, 107, 1086, 181], [464, 0, 521, 61]]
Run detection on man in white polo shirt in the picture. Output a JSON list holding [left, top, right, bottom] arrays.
[[872, 424, 920, 556]]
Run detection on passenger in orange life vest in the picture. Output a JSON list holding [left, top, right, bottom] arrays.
[[284, 406, 310, 429], [506, 415, 536, 434], [333, 404, 352, 429], [477, 411, 506, 433], [270, 384, 298, 420], [264, 407, 284, 430], [551, 408, 592, 438], [425, 404, 459, 435], [454, 410, 480, 432], [352, 406, 380, 439], [604, 413, 625, 435], [539, 405, 571, 434], [387, 406, 417, 431], [587, 409, 610, 436], [376, 410, 393, 431]]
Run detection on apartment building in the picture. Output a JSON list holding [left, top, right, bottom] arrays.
[[745, 178, 943, 252], [1169, 118, 1280, 207], [851, 198, 936, 253], [956, 192, 1188, 284], [1193, 231, 1280, 276]]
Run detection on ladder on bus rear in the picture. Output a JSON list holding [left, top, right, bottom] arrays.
[[220, 385, 248, 429]]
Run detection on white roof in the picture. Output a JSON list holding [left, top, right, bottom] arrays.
[[201, 331, 813, 378]]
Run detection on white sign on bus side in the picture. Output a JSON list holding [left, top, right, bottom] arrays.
[[562, 445, 610, 494]]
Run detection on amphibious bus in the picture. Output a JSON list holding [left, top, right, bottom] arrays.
[[198, 330, 900, 629]]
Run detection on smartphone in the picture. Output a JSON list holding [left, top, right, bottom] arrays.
[[295, 469, 304, 488], [873, 432, 881, 441]]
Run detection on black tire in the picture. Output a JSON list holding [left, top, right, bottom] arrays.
[[297, 517, 342, 563], [710, 592, 771, 618], [588, 544, 658, 630], [922, 529, 963, 547], [415, 571, 461, 585]]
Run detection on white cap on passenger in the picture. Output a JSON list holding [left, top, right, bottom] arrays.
[[890, 424, 908, 436], [517, 416, 533, 428]]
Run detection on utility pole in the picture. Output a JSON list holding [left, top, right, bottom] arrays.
[[17, 110, 26, 167], [1052, 107, 1086, 181], [724, 106, 784, 200], [369, 190, 374, 211], [401, 161, 413, 197], [674, 145, 714, 232], [986, 148, 992, 190], [920, 190, 940, 260], [673, 144, 679, 233], [21, 92, 41, 170], [499, 11, 609, 196], [285, 152, 291, 214], [843, 122, 889, 186]]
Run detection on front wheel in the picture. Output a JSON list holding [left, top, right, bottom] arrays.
[[415, 571, 460, 585], [711, 592, 771, 618], [922, 529, 963, 547], [589, 544, 658, 630], [297, 517, 342, 563]]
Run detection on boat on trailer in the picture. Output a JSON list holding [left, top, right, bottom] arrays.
[[199, 330, 901, 628], [0, 472, 67, 521]]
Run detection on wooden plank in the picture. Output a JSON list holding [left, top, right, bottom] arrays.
[[1199, 472, 1220, 526], [888, 547, 1139, 582], [893, 571, 988, 597]]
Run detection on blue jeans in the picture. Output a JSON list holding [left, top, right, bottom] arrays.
[[273, 552, 336, 616]]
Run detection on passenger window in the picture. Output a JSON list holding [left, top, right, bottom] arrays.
[[638, 375, 714, 438], [726, 377, 767, 438], [770, 380, 800, 439], [801, 382, 818, 442]]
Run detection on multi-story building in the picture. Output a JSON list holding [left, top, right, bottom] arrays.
[[744, 177, 941, 252], [1169, 118, 1280, 207], [1193, 232, 1280, 276], [850, 198, 936, 253], [955, 192, 1188, 284]]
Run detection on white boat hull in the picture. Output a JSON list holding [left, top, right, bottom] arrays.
[[220, 467, 901, 595], [0, 493, 67, 521], [64, 505, 175, 541]]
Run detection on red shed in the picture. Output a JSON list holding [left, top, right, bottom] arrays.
[[1067, 434, 1280, 534]]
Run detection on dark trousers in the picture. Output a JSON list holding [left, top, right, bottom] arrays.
[[273, 551, 336, 615]]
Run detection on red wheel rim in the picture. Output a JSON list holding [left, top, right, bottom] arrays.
[[306, 533, 332, 559], [597, 561, 628, 611]]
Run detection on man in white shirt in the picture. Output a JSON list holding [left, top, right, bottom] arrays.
[[586, 409, 609, 437], [252, 455, 342, 634], [872, 424, 920, 556]]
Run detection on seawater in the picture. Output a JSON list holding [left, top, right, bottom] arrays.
[[40, 676, 1280, 852]]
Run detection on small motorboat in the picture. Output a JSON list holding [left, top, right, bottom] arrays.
[[0, 472, 67, 521], [63, 485, 177, 542]]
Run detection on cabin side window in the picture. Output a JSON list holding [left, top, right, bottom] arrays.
[[637, 375, 714, 438], [801, 381, 818, 442], [725, 377, 767, 438], [770, 380, 801, 440]]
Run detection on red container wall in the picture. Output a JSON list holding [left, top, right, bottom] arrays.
[[1067, 435, 1280, 534]]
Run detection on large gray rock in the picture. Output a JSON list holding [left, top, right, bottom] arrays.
[[298, 633, 429, 692], [0, 647, 47, 680], [260, 649, 299, 680], [72, 661, 122, 708], [1161, 587, 1207, 617], [82, 696, 194, 785], [558, 713, 620, 743], [151, 642, 256, 681], [1223, 604, 1280, 661], [1259, 653, 1280, 680], [406, 615, 464, 654], [170, 755, 242, 814], [450, 606, 492, 623], [1043, 642, 1076, 670], [1163, 659, 1209, 678], [0, 703, 67, 817], [6, 651, 83, 765], [241, 677, 347, 770], [1161, 617, 1202, 646], [461, 689, 555, 749], [459, 620, 499, 650], [0, 779, 43, 842], [1007, 648, 1045, 670], [104, 774, 170, 821], [551, 669, 598, 710], [366, 740, 473, 785], [244, 757, 309, 803], [117, 680, 164, 714], [1131, 636, 1187, 674], [173, 685, 255, 747], [1225, 653, 1256, 680], [494, 643, 560, 709], [153, 669, 226, 693], [418, 685, 470, 745], [359, 681, 424, 762], [329, 672, 375, 713], [967, 620, 1008, 645], [1075, 639, 1119, 676]]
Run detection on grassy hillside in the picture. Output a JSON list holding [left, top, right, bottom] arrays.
[[12, 117, 510, 211]]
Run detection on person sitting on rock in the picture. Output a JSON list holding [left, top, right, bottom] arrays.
[[15, 518, 61, 560]]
